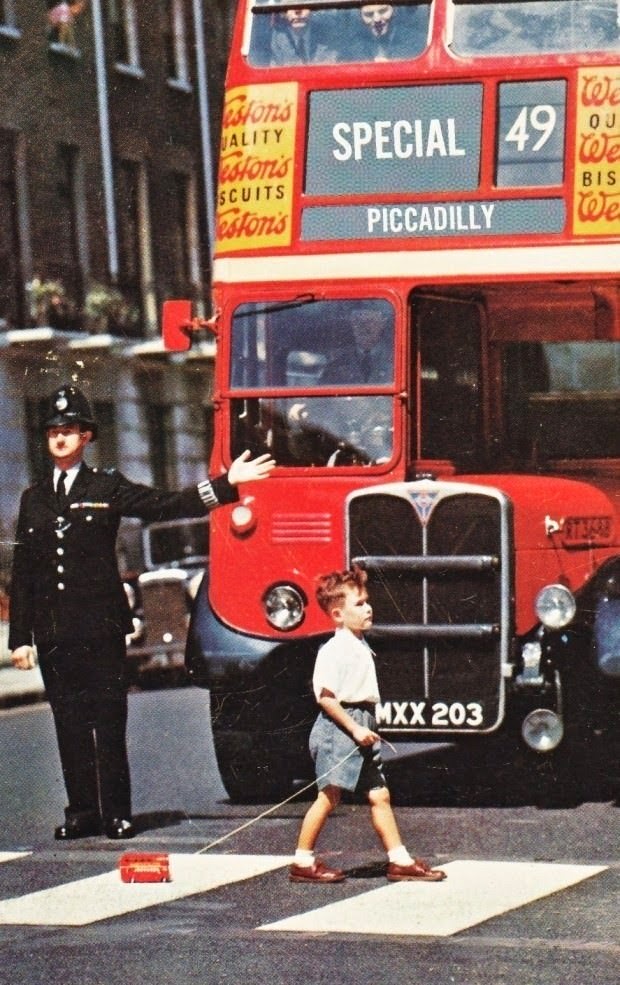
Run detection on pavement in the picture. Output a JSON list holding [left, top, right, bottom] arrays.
[[0, 665, 46, 709]]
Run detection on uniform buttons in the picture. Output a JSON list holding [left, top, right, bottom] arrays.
[[56, 530, 64, 539], [57, 583, 65, 590], [57, 547, 64, 556], [57, 565, 64, 573], [86, 515, 93, 522]]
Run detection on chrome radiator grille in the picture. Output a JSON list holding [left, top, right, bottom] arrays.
[[347, 483, 511, 733]]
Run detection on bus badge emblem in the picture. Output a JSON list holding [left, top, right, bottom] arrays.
[[410, 489, 439, 526]]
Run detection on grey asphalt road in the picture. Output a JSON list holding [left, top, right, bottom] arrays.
[[0, 688, 617, 985]]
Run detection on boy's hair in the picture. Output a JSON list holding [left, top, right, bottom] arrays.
[[315, 565, 368, 615]]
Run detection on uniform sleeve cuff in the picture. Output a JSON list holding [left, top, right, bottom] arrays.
[[197, 479, 219, 509]]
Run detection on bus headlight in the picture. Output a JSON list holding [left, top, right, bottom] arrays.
[[263, 583, 306, 631], [534, 584, 576, 629], [521, 708, 564, 752]]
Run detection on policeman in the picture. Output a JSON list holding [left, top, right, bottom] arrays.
[[9, 385, 275, 840]]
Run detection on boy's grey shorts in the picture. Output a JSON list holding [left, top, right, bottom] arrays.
[[309, 706, 387, 794]]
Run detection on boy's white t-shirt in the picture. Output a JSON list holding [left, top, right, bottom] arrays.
[[312, 627, 380, 704]]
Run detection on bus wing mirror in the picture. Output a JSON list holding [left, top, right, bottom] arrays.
[[163, 299, 192, 351], [162, 300, 220, 351]]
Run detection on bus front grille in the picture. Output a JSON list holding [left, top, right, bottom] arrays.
[[346, 484, 511, 733]]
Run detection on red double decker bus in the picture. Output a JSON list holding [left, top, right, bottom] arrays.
[[164, 0, 620, 802]]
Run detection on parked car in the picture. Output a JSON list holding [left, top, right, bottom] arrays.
[[123, 516, 208, 687]]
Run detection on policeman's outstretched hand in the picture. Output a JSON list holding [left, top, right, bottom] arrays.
[[11, 645, 37, 670], [227, 450, 276, 486]]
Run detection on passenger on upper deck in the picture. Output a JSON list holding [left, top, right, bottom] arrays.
[[269, 6, 337, 65], [340, 3, 427, 62]]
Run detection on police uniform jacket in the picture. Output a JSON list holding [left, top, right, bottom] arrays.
[[9, 464, 237, 650]]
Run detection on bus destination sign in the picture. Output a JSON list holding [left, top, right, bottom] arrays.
[[303, 81, 567, 242], [302, 199, 565, 240], [306, 84, 483, 196]]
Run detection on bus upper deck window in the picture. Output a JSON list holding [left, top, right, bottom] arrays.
[[450, 1, 620, 57], [247, 2, 431, 68]]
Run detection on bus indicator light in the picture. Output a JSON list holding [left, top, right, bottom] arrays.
[[231, 500, 257, 535]]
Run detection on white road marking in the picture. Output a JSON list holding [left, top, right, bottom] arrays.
[[260, 860, 608, 937], [0, 852, 31, 864], [0, 854, 291, 926]]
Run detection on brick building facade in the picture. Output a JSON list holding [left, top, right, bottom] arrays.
[[0, 0, 234, 581]]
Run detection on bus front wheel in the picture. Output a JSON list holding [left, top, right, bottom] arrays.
[[213, 729, 311, 804]]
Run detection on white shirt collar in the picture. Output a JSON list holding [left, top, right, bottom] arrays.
[[53, 462, 82, 494]]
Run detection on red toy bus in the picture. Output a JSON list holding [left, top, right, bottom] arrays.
[[164, 0, 620, 802]]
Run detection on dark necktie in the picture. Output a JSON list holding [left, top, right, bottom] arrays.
[[56, 471, 68, 507], [297, 33, 308, 63]]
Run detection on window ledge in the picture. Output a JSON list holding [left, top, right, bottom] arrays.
[[48, 41, 82, 59], [0, 327, 84, 353], [114, 61, 145, 80], [167, 77, 192, 94], [0, 25, 22, 41]]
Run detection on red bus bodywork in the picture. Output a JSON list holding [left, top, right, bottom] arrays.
[[165, 0, 620, 801]]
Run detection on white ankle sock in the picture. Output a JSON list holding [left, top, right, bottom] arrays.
[[388, 845, 413, 866], [294, 850, 315, 867]]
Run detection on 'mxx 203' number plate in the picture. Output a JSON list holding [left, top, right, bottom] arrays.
[[375, 700, 484, 730]]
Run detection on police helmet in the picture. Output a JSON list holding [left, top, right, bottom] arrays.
[[43, 385, 98, 440]]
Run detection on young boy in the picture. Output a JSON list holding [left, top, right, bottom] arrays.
[[290, 566, 446, 883]]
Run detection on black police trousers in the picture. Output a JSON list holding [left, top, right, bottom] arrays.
[[38, 635, 131, 825]]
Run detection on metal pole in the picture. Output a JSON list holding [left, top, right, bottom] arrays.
[[192, 0, 216, 255], [91, 0, 119, 280]]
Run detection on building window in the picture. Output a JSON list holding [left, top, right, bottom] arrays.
[[25, 398, 49, 482], [163, 0, 190, 87], [116, 159, 147, 336], [90, 401, 118, 468], [145, 402, 173, 488], [108, 0, 142, 71], [43, 143, 87, 329], [47, 1, 86, 54], [0, 130, 23, 329], [167, 171, 201, 298]]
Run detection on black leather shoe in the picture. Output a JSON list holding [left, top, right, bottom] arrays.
[[104, 818, 135, 840], [55, 817, 102, 840]]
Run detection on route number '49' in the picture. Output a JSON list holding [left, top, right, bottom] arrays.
[[505, 104, 557, 153]]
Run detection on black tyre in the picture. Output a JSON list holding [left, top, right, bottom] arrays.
[[213, 729, 312, 803]]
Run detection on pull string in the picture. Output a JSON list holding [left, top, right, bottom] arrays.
[[194, 737, 396, 856]]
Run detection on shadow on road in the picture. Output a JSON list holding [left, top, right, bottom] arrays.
[[384, 741, 619, 810]]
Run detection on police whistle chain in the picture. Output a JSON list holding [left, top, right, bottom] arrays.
[[194, 737, 397, 856]]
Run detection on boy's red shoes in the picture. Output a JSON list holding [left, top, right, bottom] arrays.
[[387, 858, 447, 882], [289, 859, 346, 883]]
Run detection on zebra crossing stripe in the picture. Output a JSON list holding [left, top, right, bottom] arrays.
[[0, 853, 291, 926], [0, 852, 31, 865], [259, 860, 608, 937]]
